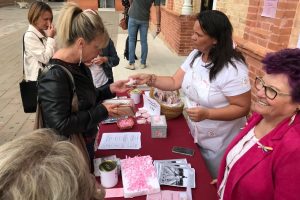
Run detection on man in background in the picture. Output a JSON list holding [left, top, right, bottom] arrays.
[[125, 0, 161, 70]]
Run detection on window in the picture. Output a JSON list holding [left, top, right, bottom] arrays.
[[201, 0, 213, 11], [99, 0, 115, 8]]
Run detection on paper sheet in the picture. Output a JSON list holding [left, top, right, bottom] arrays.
[[146, 190, 190, 200], [98, 132, 141, 149], [261, 0, 278, 18], [105, 188, 124, 198]]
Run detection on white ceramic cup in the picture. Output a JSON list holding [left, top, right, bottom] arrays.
[[130, 92, 141, 104], [99, 161, 118, 188]]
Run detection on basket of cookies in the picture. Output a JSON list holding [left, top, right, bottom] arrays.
[[149, 88, 184, 120]]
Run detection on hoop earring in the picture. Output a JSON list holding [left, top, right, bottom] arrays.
[[78, 48, 82, 66], [289, 109, 299, 126]]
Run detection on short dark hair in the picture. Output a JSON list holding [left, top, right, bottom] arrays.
[[28, 1, 53, 25], [191, 10, 245, 81], [262, 48, 300, 103]]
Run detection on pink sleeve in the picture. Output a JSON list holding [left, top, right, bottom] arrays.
[[274, 129, 300, 200]]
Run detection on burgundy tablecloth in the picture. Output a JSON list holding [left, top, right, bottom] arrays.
[[95, 94, 217, 200]]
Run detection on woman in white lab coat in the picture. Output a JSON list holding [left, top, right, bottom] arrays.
[[129, 10, 251, 179]]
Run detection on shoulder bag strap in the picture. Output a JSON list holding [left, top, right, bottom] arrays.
[[44, 64, 78, 112], [22, 33, 25, 78], [23, 31, 46, 72], [26, 31, 44, 44]]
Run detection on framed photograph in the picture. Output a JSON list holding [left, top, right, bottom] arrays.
[[159, 165, 195, 188]]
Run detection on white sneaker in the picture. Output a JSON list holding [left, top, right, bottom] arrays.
[[125, 63, 135, 70], [140, 64, 146, 69]]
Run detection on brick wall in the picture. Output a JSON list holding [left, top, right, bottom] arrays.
[[236, 38, 266, 104], [214, 0, 299, 102], [115, 0, 123, 12], [193, 0, 200, 12], [241, 0, 298, 52], [150, 6, 195, 56], [173, 0, 183, 14], [216, 0, 249, 42], [68, 0, 98, 10], [288, 1, 300, 47], [166, 0, 173, 10]]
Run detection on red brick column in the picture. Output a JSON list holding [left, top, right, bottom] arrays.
[[150, 7, 195, 56], [68, 0, 98, 10]]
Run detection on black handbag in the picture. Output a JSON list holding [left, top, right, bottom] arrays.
[[19, 32, 43, 113], [19, 80, 37, 113]]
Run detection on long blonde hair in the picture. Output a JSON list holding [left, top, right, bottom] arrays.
[[0, 129, 105, 200], [56, 2, 109, 48]]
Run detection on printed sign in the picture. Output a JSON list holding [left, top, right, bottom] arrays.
[[142, 94, 161, 116]]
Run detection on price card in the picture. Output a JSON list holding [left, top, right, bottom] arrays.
[[142, 94, 161, 116]]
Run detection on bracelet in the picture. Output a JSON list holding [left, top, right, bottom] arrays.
[[146, 74, 157, 86]]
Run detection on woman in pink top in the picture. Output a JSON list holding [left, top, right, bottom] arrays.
[[217, 48, 300, 200]]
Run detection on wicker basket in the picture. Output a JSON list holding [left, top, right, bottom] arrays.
[[149, 88, 184, 120]]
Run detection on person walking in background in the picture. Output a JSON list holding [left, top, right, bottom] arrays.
[[121, 0, 138, 61], [125, 0, 161, 70], [24, 1, 56, 81], [0, 129, 105, 200], [38, 3, 130, 169], [217, 48, 300, 200], [129, 10, 251, 179], [89, 38, 120, 89]]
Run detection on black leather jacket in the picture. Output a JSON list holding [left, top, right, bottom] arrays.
[[38, 59, 115, 138]]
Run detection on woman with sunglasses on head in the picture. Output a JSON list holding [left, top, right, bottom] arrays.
[[217, 48, 300, 200], [129, 10, 251, 180]]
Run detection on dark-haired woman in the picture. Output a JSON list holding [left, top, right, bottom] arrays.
[[129, 10, 251, 179], [217, 48, 300, 200]]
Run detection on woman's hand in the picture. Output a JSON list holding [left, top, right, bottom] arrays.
[[186, 107, 210, 122], [45, 23, 56, 38], [92, 56, 108, 65], [102, 103, 119, 117], [109, 80, 131, 94], [128, 73, 152, 85]]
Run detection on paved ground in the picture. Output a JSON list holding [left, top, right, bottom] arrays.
[[0, 2, 186, 145]]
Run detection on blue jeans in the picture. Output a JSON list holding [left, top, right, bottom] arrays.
[[128, 17, 149, 65]]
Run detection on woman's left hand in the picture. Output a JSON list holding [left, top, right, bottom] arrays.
[[110, 80, 131, 94], [186, 107, 210, 122], [92, 56, 108, 65]]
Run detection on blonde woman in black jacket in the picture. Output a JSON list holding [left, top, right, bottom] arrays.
[[38, 3, 130, 166]]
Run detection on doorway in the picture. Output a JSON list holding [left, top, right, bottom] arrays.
[[99, 0, 115, 8]]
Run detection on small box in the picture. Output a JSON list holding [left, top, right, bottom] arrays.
[[121, 156, 160, 198], [151, 115, 167, 138], [103, 98, 135, 117]]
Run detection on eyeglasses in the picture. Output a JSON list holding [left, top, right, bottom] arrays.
[[254, 77, 290, 100]]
